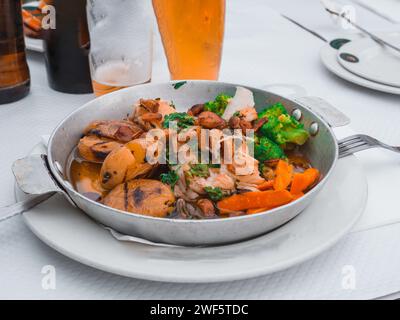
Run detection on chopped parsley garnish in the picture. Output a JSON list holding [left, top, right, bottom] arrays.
[[160, 170, 179, 188], [163, 112, 195, 130], [204, 186, 224, 201], [188, 164, 210, 178]]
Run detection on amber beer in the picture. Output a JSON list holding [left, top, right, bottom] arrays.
[[91, 61, 130, 97], [0, 0, 30, 104], [92, 79, 125, 97], [92, 78, 125, 97], [152, 0, 225, 80]]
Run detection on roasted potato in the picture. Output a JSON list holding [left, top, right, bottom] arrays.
[[78, 135, 123, 163], [100, 146, 136, 190], [125, 139, 147, 163], [84, 120, 144, 142], [102, 179, 175, 217], [126, 162, 154, 181], [124, 138, 157, 180]]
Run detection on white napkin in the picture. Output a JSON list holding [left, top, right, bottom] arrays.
[[333, 127, 400, 233]]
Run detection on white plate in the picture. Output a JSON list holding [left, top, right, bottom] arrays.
[[338, 33, 400, 88], [320, 36, 400, 95], [14, 143, 367, 283]]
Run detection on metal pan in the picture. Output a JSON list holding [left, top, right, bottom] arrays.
[[11, 81, 347, 246]]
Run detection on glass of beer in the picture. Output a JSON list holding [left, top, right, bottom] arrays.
[[152, 0, 225, 80], [87, 0, 153, 97]]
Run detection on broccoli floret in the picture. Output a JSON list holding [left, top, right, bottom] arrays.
[[275, 114, 310, 145], [204, 186, 224, 202], [254, 136, 286, 162], [258, 102, 287, 119], [160, 170, 179, 188], [204, 93, 232, 116], [258, 103, 309, 145], [163, 112, 195, 130]]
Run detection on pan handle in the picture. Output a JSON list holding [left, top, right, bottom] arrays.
[[12, 154, 63, 195], [293, 96, 351, 128], [0, 155, 77, 221]]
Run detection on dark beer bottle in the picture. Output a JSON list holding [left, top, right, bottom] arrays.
[[43, 0, 93, 94], [0, 0, 31, 104]]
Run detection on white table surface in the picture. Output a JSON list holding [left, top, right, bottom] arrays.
[[1, 0, 400, 299]]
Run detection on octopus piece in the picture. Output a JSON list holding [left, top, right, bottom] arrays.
[[260, 164, 275, 181], [196, 198, 217, 218], [175, 199, 204, 219], [141, 112, 162, 122], [102, 179, 175, 218], [187, 104, 204, 116], [228, 116, 241, 129], [230, 156, 265, 191], [238, 119, 252, 134], [84, 120, 144, 142], [253, 117, 268, 132], [197, 111, 227, 130], [235, 172, 265, 191], [228, 115, 252, 134], [78, 135, 123, 162], [138, 99, 160, 113], [188, 170, 236, 195], [239, 107, 258, 122], [130, 99, 175, 130], [158, 99, 176, 118]]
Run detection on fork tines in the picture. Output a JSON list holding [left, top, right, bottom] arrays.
[[338, 135, 374, 157]]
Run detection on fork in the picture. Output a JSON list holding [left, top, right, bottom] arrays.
[[338, 134, 400, 158]]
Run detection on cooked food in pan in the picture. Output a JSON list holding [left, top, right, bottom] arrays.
[[69, 87, 320, 219]]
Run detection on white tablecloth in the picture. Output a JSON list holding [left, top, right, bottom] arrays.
[[1, 0, 400, 299]]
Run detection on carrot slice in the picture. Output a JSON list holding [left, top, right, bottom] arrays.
[[257, 180, 274, 191], [273, 160, 293, 191], [290, 168, 320, 194], [246, 207, 270, 214], [217, 190, 294, 211], [292, 192, 304, 200]]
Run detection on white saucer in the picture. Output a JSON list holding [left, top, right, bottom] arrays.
[[320, 36, 400, 95], [15, 143, 367, 283], [338, 33, 400, 88]]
